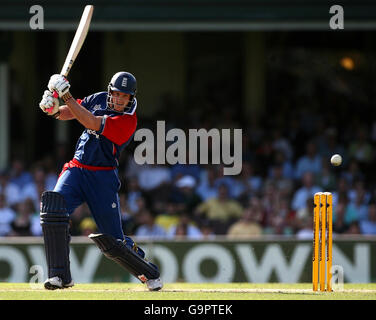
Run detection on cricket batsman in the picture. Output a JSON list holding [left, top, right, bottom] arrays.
[[38, 72, 163, 291]]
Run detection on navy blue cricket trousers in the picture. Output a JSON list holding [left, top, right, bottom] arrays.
[[54, 165, 125, 240]]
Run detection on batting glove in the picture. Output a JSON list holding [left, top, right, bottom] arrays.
[[48, 74, 70, 98], [39, 90, 60, 117]]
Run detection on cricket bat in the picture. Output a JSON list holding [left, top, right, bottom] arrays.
[[48, 5, 94, 110]]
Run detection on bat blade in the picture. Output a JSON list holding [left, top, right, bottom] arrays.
[[60, 5, 94, 77], [47, 5, 93, 112]]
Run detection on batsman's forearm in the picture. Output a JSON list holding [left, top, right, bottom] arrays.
[[58, 106, 76, 120], [65, 96, 102, 131]]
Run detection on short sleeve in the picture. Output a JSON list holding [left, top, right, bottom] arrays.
[[100, 113, 137, 145]]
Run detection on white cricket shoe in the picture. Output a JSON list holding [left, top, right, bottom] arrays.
[[44, 276, 74, 290], [146, 278, 163, 291]]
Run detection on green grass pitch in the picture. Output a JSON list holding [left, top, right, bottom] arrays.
[[0, 283, 375, 300]]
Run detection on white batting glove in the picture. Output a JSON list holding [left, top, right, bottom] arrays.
[[39, 90, 60, 116], [47, 74, 70, 98]]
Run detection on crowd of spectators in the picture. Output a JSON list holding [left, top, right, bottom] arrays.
[[1, 114, 376, 240]]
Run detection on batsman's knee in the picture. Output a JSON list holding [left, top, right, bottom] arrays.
[[40, 191, 69, 223]]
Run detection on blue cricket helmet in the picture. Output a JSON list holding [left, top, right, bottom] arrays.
[[107, 71, 137, 113]]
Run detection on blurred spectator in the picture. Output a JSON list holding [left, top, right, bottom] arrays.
[[317, 127, 347, 166], [264, 212, 292, 235], [55, 143, 70, 172], [260, 181, 282, 227], [291, 172, 321, 211], [170, 175, 202, 214], [198, 219, 216, 239], [137, 164, 172, 207], [270, 151, 295, 180], [9, 199, 41, 236], [195, 184, 243, 234], [332, 177, 350, 208], [348, 180, 371, 207], [295, 212, 313, 240], [155, 202, 180, 232], [282, 206, 299, 234], [271, 128, 294, 161], [294, 141, 322, 180], [275, 197, 295, 234], [341, 160, 365, 186], [9, 159, 33, 189], [348, 126, 373, 166], [346, 221, 361, 235], [213, 164, 239, 199], [196, 166, 218, 201], [265, 164, 293, 197], [124, 153, 144, 182], [137, 163, 171, 192], [69, 203, 91, 236], [121, 196, 149, 235], [42, 156, 59, 190], [296, 197, 314, 230], [231, 161, 263, 202], [79, 217, 97, 236], [317, 159, 336, 191], [333, 199, 349, 234], [170, 157, 201, 183], [167, 213, 203, 239], [134, 196, 148, 214], [135, 209, 167, 239], [349, 182, 370, 222], [0, 170, 22, 207], [335, 193, 358, 225], [124, 177, 144, 214], [227, 207, 263, 239], [21, 165, 48, 212], [0, 194, 16, 236], [360, 202, 376, 235], [247, 196, 266, 223], [119, 193, 137, 235]]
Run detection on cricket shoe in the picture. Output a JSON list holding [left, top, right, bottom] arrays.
[[44, 276, 74, 290], [145, 262, 163, 291], [146, 277, 163, 291]]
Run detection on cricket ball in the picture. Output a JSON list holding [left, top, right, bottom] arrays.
[[331, 154, 342, 166]]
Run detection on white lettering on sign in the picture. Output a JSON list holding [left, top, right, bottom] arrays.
[[0, 243, 372, 283], [236, 244, 311, 283]]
